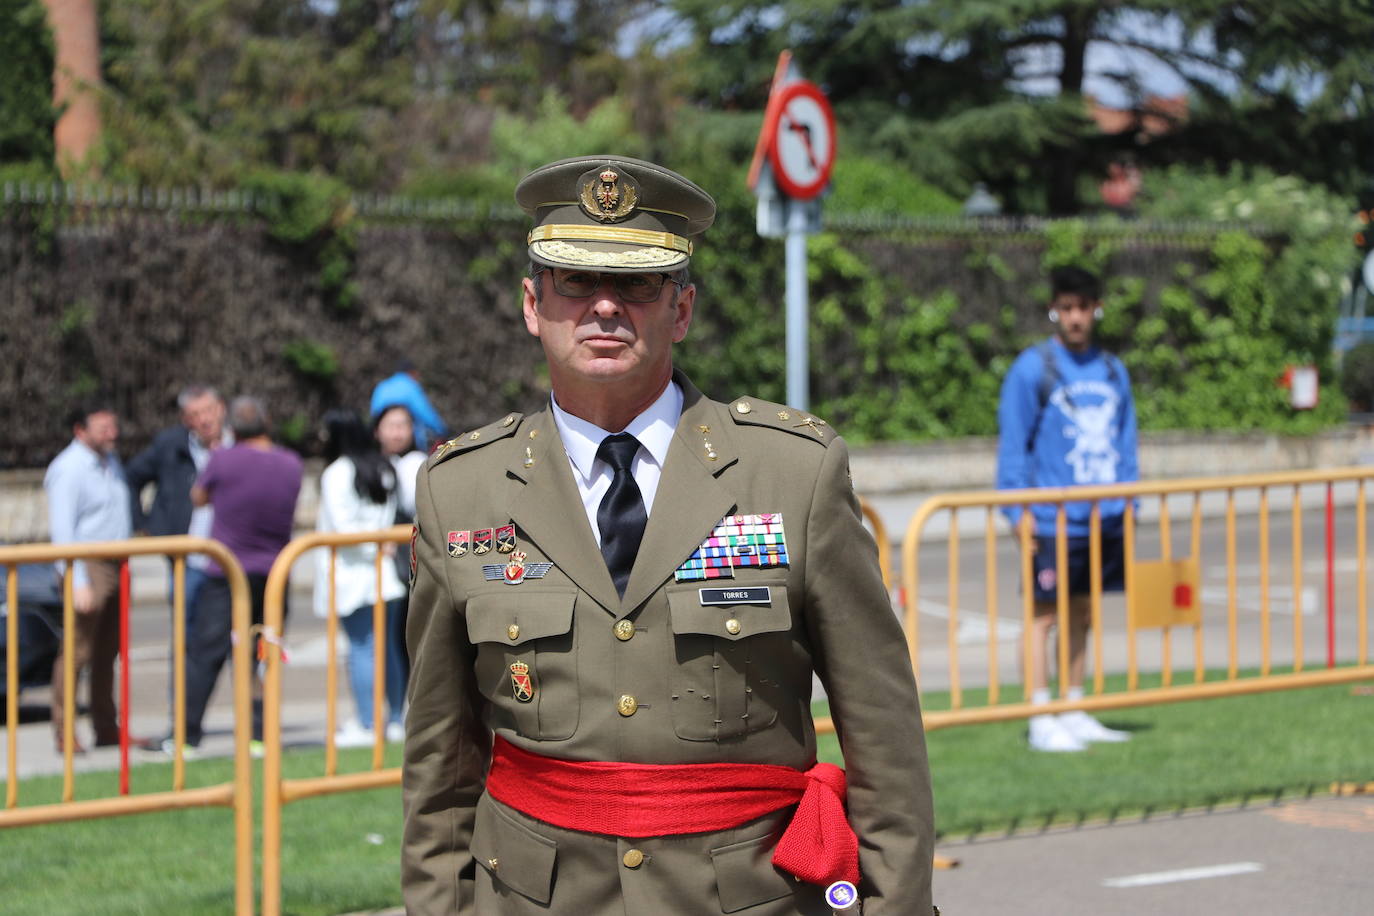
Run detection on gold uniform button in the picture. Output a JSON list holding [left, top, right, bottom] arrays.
[[622, 849, 645, 868], [502, 414, 515, 427], [507, 623, 520, 641], [613, 620, 635, 641], [617, 695, 638, 717], [487, 857, 499, 871], [735, 401, 752, 414], [725, 618, 742, 635]]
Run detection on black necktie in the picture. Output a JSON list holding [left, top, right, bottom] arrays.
[[596, 433, 647, 598]]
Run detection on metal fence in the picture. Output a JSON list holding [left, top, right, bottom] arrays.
[[0, 536, 254, 916], [902, 468, 1374, 729], [259, 525, 411, 916]]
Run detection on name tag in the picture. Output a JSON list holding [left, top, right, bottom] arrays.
[[699, 587, 771, 606]]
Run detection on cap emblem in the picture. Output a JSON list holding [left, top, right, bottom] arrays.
[[580, 168, 638, 222]]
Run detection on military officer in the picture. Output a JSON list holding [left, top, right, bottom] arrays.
[[402, 155, 934, 915]]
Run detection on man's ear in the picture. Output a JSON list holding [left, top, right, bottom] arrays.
[[521, 276, 541, 338], [671, 283, 695, 343]]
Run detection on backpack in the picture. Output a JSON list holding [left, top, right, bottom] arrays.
[[1035, 339, 1127, 410], [1030, 339, 1128, 447]]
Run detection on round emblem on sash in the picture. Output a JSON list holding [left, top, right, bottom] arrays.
[[824, 880, 859, 910]]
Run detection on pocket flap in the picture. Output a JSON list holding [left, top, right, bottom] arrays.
[[467, 590, 575, 646], [710, 832, 795, 913], [471, 797, 557, 905], [668, 584, 790, 641]]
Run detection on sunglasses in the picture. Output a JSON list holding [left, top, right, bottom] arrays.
[[550, 269, 685, 303]]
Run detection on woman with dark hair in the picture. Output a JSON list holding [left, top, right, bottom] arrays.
[[312, 408, 407, 747], [373, 404, 427, 686]]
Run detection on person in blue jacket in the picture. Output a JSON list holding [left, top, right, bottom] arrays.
[[996, 266, 1139, 752], [369, 359, 449, 452]]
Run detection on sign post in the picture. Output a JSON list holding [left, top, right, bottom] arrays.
[[748, 52, 836, 411]]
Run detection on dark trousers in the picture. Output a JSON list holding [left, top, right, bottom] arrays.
[[51, 559, 122, 743], [182, 573, 280, 745]]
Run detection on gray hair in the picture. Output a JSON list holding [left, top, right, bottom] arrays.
[[177, 384, 222, 410], [227, 396, 268, 439], [528, 262, 546, 306]]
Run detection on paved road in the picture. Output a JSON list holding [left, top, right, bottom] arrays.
[[933, 794, 1374, 915], [342, 793, 1374, 916]]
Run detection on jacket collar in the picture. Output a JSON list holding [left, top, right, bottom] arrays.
[[505, 370, 738, 617]]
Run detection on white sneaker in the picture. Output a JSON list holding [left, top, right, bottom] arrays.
[[334, 720, 376, 748], [1028, 713, 1087, 752], [385, 721, 405, 743], [155, 737, 199, 760], [1058, 710, 1131, 744]]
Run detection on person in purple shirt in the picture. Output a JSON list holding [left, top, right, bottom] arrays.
[[151, 396, 302, 754]]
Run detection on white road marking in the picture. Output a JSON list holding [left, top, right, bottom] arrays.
[[913, 596, 1023, 643], [1198, 585, 1318, 615], [1102, 861, 1263, 888], [1220, 558, 1366, 577]]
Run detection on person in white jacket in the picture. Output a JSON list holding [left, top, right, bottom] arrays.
[[313, 408, 408, 746], [373, 403, 427, 687]]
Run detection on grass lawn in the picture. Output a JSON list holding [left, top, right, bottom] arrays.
[[917, 675, 1373, 839], [1, 676, 1370, 915]]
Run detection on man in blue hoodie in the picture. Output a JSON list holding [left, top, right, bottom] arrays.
[[996, 266, 1138, 752]]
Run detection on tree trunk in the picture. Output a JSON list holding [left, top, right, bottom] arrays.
[[1047, 9, 1092, 214], [44, 0, 102, 176]]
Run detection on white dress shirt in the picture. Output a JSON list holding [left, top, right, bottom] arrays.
[[44, 439, 133, 587], [550, 381, 683, 546], [185, 428, 232, 569]]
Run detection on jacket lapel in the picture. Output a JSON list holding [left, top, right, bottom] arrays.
[[620, 375, 738, 612], [506, 407, 621, 615]]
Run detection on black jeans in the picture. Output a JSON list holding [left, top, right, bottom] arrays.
[[182, 573, 282, 745]]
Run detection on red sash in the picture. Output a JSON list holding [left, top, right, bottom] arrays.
[[485, 736, 859, 887]]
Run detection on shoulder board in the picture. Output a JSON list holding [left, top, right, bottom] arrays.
[[428, 412, 524, 469], [727, 396, 838, 446]]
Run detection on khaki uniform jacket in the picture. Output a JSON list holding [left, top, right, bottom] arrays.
[[402, 372, 933, 915]]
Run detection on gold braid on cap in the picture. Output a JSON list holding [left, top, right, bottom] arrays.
[[528, 224, 693, 255], [530, 240, 687, 268]]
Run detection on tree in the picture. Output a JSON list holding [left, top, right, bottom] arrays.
[[668, 0, 1374, 213], [97, 1, 419, 187], [93, 0, 687, 191], [43, 0, 103, 173], [1, 0, 57, 168]]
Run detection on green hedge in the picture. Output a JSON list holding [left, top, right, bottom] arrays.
[[675, 173, 1352, 442], [0, 170, 1352, 467]]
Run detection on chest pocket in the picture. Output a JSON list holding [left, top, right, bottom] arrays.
[[666, 583, 792, 741], [467, 590, 578, 740]]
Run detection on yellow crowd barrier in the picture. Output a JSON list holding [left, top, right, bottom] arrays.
[[903, 468, 1374, 730], [259, 524, 410, 916], [18, 474, 1367, 910], [0, 536, 254, 916]]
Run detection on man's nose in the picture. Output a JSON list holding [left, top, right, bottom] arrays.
[[591, 284, 624, 315]]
